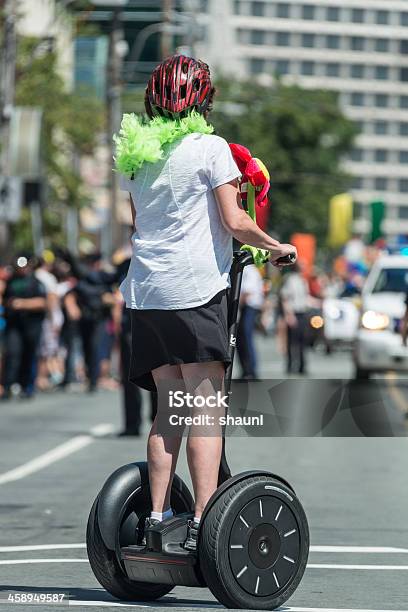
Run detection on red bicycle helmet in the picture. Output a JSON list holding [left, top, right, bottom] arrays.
[[145, 54, 212, 119]]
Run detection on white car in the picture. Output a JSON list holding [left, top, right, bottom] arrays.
[[354, 255, 408, 378], [323, 296, 360, 347]]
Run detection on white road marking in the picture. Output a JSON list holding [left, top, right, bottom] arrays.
[[308, 564, 408, 571], [3, 543, 406, 554], [90, 423, 117, 437], [6, 605, 404, 611], [0, 543, 86, 552], [288, 608, 408, 612], [0, 423, 115, 485], [2, 558, 408, 572], [0, 558, 88, 565], [310, 546, 408, 554]]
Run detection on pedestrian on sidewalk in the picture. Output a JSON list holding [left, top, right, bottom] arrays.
[[1, 254, 47, 399], [236, 264, 264, 379], [280, 262, 310, 375]]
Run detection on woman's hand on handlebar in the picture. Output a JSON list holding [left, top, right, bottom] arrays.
[[270, 244, 297, 267]]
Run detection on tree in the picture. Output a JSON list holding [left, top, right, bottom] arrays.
[[211, 78, 358, 244], [11, 36, 105, 251]]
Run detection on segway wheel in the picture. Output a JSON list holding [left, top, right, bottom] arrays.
[[87, 470, 194, 601], [199, 475, 309, 610]]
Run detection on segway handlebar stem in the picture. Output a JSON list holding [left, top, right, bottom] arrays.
[[218, 249, 255, 485]]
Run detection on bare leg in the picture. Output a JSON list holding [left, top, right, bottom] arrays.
[[149, 364, 184, 513], [181, 361, 225, 519]]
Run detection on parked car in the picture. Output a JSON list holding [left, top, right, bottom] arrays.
[[354, 255, 408, 379]]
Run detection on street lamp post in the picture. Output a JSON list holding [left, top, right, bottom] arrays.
[[0, 0, 17, 258], [161, 0, 173, 59], [92, 0, 128, 257]]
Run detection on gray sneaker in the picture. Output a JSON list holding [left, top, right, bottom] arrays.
[[141, 517, 160, 546], [184, 520, 199, 552]]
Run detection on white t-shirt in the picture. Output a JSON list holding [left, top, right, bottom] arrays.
[[119, 133, 241, 309], [280, 272, 310, 313], [241, 265, 264, 309]]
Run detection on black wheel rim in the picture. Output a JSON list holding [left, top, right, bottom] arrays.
[[228, 495, 300, 597]]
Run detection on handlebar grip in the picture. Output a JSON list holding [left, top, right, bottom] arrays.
[[276, 252, 296, 265]]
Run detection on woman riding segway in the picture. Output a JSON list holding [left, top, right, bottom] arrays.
[[115, 54, 296, 550], [87, 55, 307, 610]]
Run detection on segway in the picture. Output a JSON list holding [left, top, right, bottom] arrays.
[[86, 248, 309, 610]]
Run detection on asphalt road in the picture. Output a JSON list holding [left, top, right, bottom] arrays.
[[0, 339, 407, 612]]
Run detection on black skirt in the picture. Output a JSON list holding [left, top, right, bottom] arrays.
[[129, 289, 231, 391]]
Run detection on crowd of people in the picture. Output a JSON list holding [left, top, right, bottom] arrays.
[[0, 236, 388, 425], [0, 248, 152, 435]]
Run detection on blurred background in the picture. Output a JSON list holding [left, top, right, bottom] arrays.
[[1, 6, 408, 608], [0, 0, 408, 417]]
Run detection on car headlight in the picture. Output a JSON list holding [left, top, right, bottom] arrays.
[[361, 310, 390, 331], [310, 315, 324, 329], [326, 305, 342, 320]]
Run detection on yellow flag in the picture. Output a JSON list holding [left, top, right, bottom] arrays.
[[328, 193, 353, 247]]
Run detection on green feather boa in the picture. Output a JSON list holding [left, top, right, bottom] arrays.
[[114, 111, 214, 178]]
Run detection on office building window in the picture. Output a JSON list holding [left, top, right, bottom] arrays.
[[251, 30, 265, 45], [400, 40, 408, 54], [400, 122, 408, 136], [276, 31, 290, 46], [354, 120, 364, 131], [398, 206, 408, 219], [277, 3, 290, 18], [400, 151, 408, 164], [375, 149, 388, 163], [301, 61, 315, 75], [327, 6, 340, 21], [375, 177, 388, 191], [376, 11, 389, 25], [351, 64, 365, 79], [353, 202, 363, 219], [353, 177, 363, 189], [302, 33, 315, 47], [400, 68, 408, 82], [350, 149, 363, 162], [352, 9, 364, 23], [351, 92, 365, 106], [375, 120, 388, 135], [326, 63, 340, 77], [401, 96, 408, 108], [375, 66, 389, 80], [252, 1, 264, 17], [276, 60, 290, 75], [375, 94, 389, 107], [402, 13, 408, 27], [400, 179, 408, 192], [302, 4, 315, 20], [375, 39, 389, 53], [234, 0, 241, 15], [250, 58, 265, 74], [351, 37, 365, 51], [236, 28, 246, 43], [327, 35, 340, 49]]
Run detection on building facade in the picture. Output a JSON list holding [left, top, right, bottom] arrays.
[[194, 0, 408, 236]]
